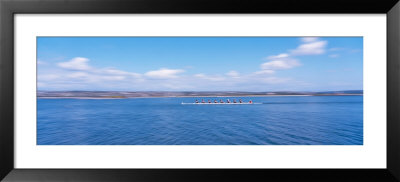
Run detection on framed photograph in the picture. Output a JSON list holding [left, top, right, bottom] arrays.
[[1, 0, 399, 181]]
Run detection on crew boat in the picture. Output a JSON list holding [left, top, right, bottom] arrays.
[[181, 99, 261, 105]]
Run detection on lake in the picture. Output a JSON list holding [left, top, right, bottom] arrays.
[[37, 96, 363, 145]]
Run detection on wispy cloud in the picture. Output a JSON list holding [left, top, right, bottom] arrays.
[[226, 70, 240, 78], [37, 37, 359, 92], [290, 38, 327, 55], [261, 54, 300, 70], [301, 37, 319, 43], [67, 72, 90, 79], [250, 37, 328, 84], [253, 70, 275, 75], [100, 68, 141, 78], [194, 73, 225, 81], [144, 68, 185, 79], [39, 57, 145, 89], [57, 57, 91, 70], [252, 53, 299, 77]]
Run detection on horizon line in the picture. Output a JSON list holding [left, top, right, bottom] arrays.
[[37, 90, 364, 92]]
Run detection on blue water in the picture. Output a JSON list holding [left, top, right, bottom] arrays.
[[37, 96, 363, 145]]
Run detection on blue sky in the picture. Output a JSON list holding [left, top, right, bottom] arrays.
[[37, 37, 363, 91]]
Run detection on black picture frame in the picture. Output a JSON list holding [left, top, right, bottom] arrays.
[[1, 0, 399, 181]]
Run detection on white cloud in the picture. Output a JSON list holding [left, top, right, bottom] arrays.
[[255, 37, 327, 77], [226, 70, 240, 78], [301, 37, 319, 43], [57, 57, 91, 70], [38, 53, 302, 91], [261, 59, 300, 70], [40, 56, 147, 90], [254, 53, 300, 76], [101, 75, 126, 81], [290, 39, 327, 55], [261, 54, 300, 70], [194, 73, 206, 78], [145, 68, 185, 79], [102, 68, 141, 78], [104, 68, 130, 75], [37, 60, 46, 65], [194, 73, 225, 81], [67, 72, 90, 78], [254, 70, 275, 75], [266, 53, 290, 60]]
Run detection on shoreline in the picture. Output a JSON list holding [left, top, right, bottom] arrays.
[[37, 94, 363, 99]]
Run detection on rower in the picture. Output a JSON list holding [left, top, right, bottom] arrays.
[[220, 99, 224, 103], [214, 100, 218, 103], [249, 100, 253, 104], [239, 99, 243, 103], [227, 99, 231, 103], [201, 99, 205, 103], [208, 99, 211, 103], [233, 99, 237, 103], [195, 99, 199, 103]]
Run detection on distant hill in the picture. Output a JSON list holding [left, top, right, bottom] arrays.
[[37, 90, 363, 98], [315, 90, 363, 94]]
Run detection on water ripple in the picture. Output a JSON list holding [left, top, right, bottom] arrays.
[[37, 96, 363, 145]]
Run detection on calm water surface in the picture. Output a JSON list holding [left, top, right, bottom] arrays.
[[37, 96, 363, 145]]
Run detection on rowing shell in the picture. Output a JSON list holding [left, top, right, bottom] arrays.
[[181, 102, 262, 105]]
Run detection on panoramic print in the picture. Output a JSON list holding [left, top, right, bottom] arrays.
[[37, 37, 363, 145]]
